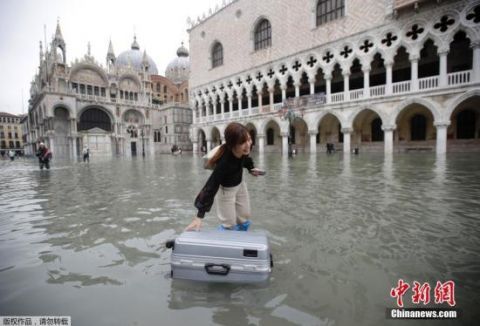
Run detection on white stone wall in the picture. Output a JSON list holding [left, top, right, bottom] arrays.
[[189, 0, 387, 89]]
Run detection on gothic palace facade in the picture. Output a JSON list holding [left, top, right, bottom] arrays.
[[188, 0, 480, 154]]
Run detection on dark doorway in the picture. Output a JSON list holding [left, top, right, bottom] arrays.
[[267, 128, 274, 145], [371, 118, 384, 141], [338, 123, 343, 143], [457, 109, 476, 139], [131, 142, 137, 156], [289, 125, 296, 144], [411, 114, 427, 141]]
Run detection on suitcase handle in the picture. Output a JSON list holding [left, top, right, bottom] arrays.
[[204, 263, 231, 276]]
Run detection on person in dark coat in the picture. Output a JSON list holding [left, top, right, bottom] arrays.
[[36, 142, 52, 170]]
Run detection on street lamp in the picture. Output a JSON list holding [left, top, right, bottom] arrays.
[[141, 128, 145, 157]]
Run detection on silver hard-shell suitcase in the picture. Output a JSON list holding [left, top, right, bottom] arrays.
[[166, 230, 273, 283]]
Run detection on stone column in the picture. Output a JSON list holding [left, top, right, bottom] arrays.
[[281, 132, 289, 156], [411, 57, 419, 91], [206, 139, 212, 151], [309, 131, 317, 153], [309, 76, 315, 95], [257, 90, 263, 111], [247, 90, 252, 116], [294, 82, 300, 98], [385, 62, 393, 95], [257, 134, 265, 154], [72, 137, 77, 159], [192, 107, 197, 125], [205, 101, 210, 121], [382, 125, 395, 154], [343, 72, 350, 101], [341, 128, 352, 153], [362, 67, 370, 98], [238, 96, 243, 117], [435, 122, 449, 154], [213, 100, 217, 121], [325, 73, 332, 104], [439, 50, 448, 87], [472, 42, 480, 82], [192, 140, 198, 153], [280, 81, 287, 102], [48, 137, 55, 156], [269, 88, 274, 111], [220, 95, 225, 119]]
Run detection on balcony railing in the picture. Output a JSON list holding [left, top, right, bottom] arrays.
[[370, 85, 386, 97], [448, 70, 471, 86], [195, 70, 474, 124], [349, 89, 364, 101], [331, 92, 344, 103], [419, 76, 439, 90], [392, 80, 411, 94]]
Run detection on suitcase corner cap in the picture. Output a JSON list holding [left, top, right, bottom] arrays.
[[165, 239, 175, 249]]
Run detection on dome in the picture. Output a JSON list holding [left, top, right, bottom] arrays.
[[165, 43, 190, 85], [115, 36, 159, 75]]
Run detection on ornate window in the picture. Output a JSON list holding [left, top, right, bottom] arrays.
[[316, 0, 345, 26], [212, 42, 223, 68], [254, 19, 272, 50]]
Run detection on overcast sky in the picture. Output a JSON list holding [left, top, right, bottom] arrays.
[[0, 0, 220, 115]]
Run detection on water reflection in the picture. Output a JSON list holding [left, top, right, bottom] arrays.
[[1, 153, 479, 325]]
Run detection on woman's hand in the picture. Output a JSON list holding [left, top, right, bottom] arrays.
[[185, 217, 202, 231], [249, 168, 266, 176]]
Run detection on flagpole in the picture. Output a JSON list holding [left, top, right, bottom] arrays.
[[44, 24, 49, 86]]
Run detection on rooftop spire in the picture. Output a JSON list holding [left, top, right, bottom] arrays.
[[54, 18, 64, 41], [142, 49, 149, 64], [39, 41, 43, 62], [107, 39, 115, 56], [131, 34, 140, 50]]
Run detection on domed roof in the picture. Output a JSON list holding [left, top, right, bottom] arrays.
[[165, 42, 190, 85], [115, 36, 158, 75]]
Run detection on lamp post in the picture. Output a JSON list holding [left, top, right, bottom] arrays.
[[141, 128, 145, 157]]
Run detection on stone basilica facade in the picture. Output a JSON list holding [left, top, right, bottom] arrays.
[[26, 21, 192, 158], [188, 0, 480, 154]]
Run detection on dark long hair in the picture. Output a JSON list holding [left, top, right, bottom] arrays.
[[207, 122, 250, 167]]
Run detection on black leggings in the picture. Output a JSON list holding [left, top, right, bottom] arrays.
[[39, 160, 50, 169]]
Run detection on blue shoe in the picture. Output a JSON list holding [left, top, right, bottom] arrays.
[[217, 224, 233, 231], [235, 220, 251, 231]]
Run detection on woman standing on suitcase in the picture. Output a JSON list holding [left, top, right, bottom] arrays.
[[186, 122, 264, 231]]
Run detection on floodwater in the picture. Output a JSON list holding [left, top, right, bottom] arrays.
[[0, 152, 479, 326]]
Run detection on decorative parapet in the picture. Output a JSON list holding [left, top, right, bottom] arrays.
[[187, 0, 239, 31]]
